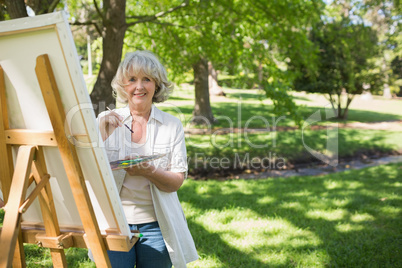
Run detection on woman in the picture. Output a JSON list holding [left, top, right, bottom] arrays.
[[97, 51, 198, 267]]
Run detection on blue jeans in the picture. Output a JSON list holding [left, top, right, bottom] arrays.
[[107, 221, 172, 268]]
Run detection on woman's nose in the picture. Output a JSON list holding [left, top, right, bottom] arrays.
[[135, 81, 144, 89]]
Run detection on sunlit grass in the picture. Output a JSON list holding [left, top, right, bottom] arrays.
[[179, 163, 402, 267], [1, 164, 400, 267]]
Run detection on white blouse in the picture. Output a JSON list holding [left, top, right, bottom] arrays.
[[98, 104, 198, 268]]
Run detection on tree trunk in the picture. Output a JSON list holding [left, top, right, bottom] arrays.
[[397, 86, 402, 97], [258, 60, 263, 89], [337, 93, 342, 119], [192, 58, 216, 125], [341, 95, 354, 120], [25, 0, 59, 15], [90, 0, 126, 115], [4, 0, 27, 18], [208, 61, 225, 96], [383, 83, 392, 99], [0, 6, 5, 21], [328, 93, 337, 117]]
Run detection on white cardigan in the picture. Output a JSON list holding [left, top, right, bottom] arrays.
[[98, 104, 198, 267]]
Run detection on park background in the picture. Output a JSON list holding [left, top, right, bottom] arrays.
[[0, 0, 401, 267]]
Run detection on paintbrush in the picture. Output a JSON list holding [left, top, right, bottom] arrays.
[[106, 107, 134, 133]]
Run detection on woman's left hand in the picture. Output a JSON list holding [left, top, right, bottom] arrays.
[[124, 162, 155, 177], [124, 161, 184, 193]]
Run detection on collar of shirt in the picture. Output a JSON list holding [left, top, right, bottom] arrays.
[[120, 104, 164, 125]]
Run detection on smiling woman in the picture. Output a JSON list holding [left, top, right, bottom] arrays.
[[96, 50, 198, 267]]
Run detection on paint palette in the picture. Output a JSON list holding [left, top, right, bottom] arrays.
[[109, 154, 167, 170]]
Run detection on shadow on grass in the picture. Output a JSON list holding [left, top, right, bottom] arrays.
[[179, 164, 402, 267], [290, 94, 312, 102], [298, 106, 402, 123], [162, 103, 293, 129], [186, 219, 269, 267], [225, 91, 265, 101], [167, 95, 192, 101], [345, 108, 402, 122]]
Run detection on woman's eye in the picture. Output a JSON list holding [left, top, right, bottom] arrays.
[[144, 77, 151, 82], [129, 77, 136, 82]]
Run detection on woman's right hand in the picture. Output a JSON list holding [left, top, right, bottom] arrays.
[[99, 110, 123, 141]]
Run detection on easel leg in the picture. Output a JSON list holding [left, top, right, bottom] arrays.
[[12, 232, 26, 268], [0, 65, 25, 267], [32, 146, 67, 267], [36, 54, 111, 267], [0, 146, 36, 268]]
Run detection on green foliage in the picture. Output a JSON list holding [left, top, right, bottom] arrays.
[[122, 0, 324, 124], [292, 18, 381, 119], [290, 0, 401, 118], [344, 0, 401, 95], [294, 19, 380, 94]]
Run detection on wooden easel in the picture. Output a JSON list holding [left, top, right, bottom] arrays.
[[0, 54, 135, 267]]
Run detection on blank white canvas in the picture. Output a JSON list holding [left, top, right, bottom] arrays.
[[0, 12, 130, 238]]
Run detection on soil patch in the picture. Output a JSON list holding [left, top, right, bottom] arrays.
[[188, 150, 402, 181]]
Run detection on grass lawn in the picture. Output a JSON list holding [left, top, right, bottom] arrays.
[[1, 164, 400, 267], [157, 86, 402, 129], [181, 163, 402, 267]]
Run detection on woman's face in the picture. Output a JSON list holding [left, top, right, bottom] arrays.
[[123, 71, 156, 107]]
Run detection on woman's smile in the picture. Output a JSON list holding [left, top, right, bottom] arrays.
[[123, 72, 156, 106], [133, 92, 147, 97]]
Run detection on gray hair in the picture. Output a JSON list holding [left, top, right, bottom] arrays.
[[111, 51, 173, 103]]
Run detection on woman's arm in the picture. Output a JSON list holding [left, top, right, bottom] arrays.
[[125, 165, 184, 192]]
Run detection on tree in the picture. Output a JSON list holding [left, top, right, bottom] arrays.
[[128, 0, 237, 124], [67, 0, 190, 114], [86, 0, 127, 113], [26, 0, 61, 15], [121, 0, 239, 124], [0, 0, 63, 19], [1, 0, 28, 19], [391, 56, 402, 96], [125, 0, 324, 125], [208, 61, 225, 97], [193, 57, 215, 123], [293, 18, 380, 119], [0, 0, 28, 20], [359, 0, 401, 98]]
